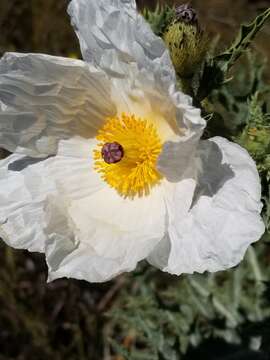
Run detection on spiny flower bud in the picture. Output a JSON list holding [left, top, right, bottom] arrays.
[[175, 4, 198, 25], [163, 4, 208, 78]]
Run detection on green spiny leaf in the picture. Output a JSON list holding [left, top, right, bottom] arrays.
[[215, 8, 270, 72], [142, 3, 175, 37], [194, 8, 270, 101], [234, 92, 270, 186]]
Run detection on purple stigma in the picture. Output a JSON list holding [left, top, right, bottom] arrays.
[[175, 4, 198, 25], [101, 142, 124, 164]]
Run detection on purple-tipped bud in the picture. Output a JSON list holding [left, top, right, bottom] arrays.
[[101, 142, 124, 164], [175, 4, 198, 25]]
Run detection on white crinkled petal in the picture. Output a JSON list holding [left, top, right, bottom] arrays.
[[147, 177, 197, 269], [44, 198, 136, 283], [68, 0, 206, 182], [43, 138, 167, 282], [157, 103, 206, 182], [0, 154, 56, 252], [68, 0, 175, 90], [46, 137, 106, 200], [0, 52, 115, 156], [149, 137, 265, 274]]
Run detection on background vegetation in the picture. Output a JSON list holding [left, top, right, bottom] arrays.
[[0, 1, 270, 359]]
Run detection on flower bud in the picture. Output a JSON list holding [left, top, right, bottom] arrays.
[[175, 4, 198, 25], [163, 4, 208, 78]]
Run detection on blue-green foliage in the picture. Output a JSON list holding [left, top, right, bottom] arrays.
[[109, 243, 270, 359]]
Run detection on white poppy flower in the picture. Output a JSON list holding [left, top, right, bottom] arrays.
[[0, 0, 265, 282]]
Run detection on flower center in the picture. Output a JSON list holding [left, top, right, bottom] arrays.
[[94, 113, 163, 198]]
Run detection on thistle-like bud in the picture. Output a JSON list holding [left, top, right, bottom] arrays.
[[163, 4, 208, 78], [175, 4, 198, 25]]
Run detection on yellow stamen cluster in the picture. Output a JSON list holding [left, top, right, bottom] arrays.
[[94, 113, 163, 198]]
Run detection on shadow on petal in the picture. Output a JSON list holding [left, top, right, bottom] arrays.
[[8, 156, 51, 171], [192, 140, 235, 207]]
